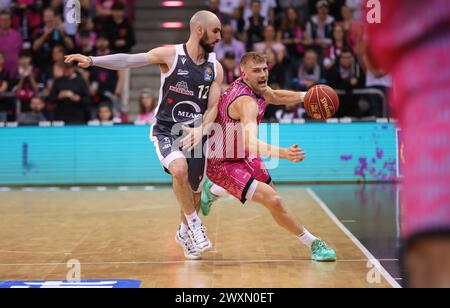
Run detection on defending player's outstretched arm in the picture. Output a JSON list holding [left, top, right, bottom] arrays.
[[64, 46, 176, 70], [264, 87, 307, 107], [232, 96, 305, 163]]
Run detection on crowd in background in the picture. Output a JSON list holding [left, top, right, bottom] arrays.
[[0, 0, 392, 126], [209, 0, 392, 122], [0, 0, 136, 125]]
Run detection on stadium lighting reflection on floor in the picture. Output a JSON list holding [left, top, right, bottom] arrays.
[[162, 22, 184, 28], [162, 1, 184, 7]]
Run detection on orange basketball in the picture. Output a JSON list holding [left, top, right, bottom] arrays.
[[304, 85, 339, 120]]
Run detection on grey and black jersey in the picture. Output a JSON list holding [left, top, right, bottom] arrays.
[[150, 44, 217, 193], [154, 44, 217, 126]]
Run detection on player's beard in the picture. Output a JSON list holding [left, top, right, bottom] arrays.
[[200, 32, 215, 54]]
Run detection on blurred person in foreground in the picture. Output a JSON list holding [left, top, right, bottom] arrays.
[[364, 0, 450, 288]]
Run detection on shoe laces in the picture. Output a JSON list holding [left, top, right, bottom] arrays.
[[180, 232, 198, 253], [190, 224, 208, 244]]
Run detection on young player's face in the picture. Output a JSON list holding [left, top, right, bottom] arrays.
[[243, 61, 269, 95]]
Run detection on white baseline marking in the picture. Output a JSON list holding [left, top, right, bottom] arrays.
[[306, 188, 402, 289]]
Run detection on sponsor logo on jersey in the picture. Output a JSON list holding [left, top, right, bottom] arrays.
[[181, 57, 187, 65], [204, 66, 213, 82], [172, 101, 203, 124], [177, 69, 189, 76], [169, 81, 194, 96]]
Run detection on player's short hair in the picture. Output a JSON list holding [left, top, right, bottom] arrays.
[[240, 52, 267, 68]]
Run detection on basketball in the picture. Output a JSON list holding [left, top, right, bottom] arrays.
[[304, 85, 339, 120]]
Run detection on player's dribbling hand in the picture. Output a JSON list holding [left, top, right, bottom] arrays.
[[286, 144, 305, 163], [180, 125, 203, 152], [64, 54, 92, 69]]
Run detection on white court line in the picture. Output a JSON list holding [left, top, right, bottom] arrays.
[[0, 259, 400, 267], [306, 188, 402, 289]]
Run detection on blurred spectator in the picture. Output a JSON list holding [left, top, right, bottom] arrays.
[[95, 0, 132, 32], [243, 0, 276, 30], [51, 43, 65, 64], [326, 47, 364, 89], [95, 0, 115, 32], [263, 47, 285, 120], [75, 17, 97, 55], [0, 0, 11, 12], [221, 51, 240, 91], [97, 102, 113, 122], [306, 0, 335, 56], [207, 0, 230, 25], [323, 24, 349, 69], [214, 24, 245, 62], [278, 0, 309, 24], [77, 30, 95, 55], [264, 47, 284, 89], [337, 4, 363, 53], [0, 11, 23, 78], [218, 0, 242, 31], [245, 0, 265, 51], [326, 48, 365, 117], [10, 0, 42, 44], [279, 7, 310, 77], [275, 104, 305, 122], [345, 0, 361, 21], [295, 48, 324, 90], [254, 25, 285, 63], [0, 51, 9, 93], [106, 1, 135, 53], [17, 95, 47, 124], [89, 34, 123, 120], [49, 62, 90, 124], [37, 44, 65, 94], [40, 60, 63, 97], [32, 8, 74, 70], [49, 0, 78, 36], [364, 70, 391, 118], [323, 0, 346, 21], [14, 49, 38, 112], [136, 89, 156, 124], [0, 50, 15, 122]]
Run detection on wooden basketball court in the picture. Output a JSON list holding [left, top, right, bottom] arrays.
[[0, 188, 399, 288]]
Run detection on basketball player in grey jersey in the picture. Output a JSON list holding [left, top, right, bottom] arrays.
[[65, 11, 224, 260]]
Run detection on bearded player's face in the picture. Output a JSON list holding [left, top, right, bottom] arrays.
[[200, 24, 222, 53]]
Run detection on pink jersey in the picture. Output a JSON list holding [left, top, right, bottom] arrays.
[[365, 0, 450, 238], [209, 78, 267, 162], [207, 78, 271, 203]]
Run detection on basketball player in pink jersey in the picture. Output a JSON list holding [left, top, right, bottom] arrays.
[[203, 52, 336, 261]]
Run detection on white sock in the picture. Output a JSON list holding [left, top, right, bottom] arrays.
[[179, 223, 189, 237], [185, 211, 201, 229], [297, 229, 318, 248], [210, 184, 227, 197]]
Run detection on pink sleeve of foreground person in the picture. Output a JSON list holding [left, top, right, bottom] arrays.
[[366, 0, 450, 240]]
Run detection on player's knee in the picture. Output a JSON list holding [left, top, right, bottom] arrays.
[[169, 161, 188, 181], [266, 194, 283, 211]]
